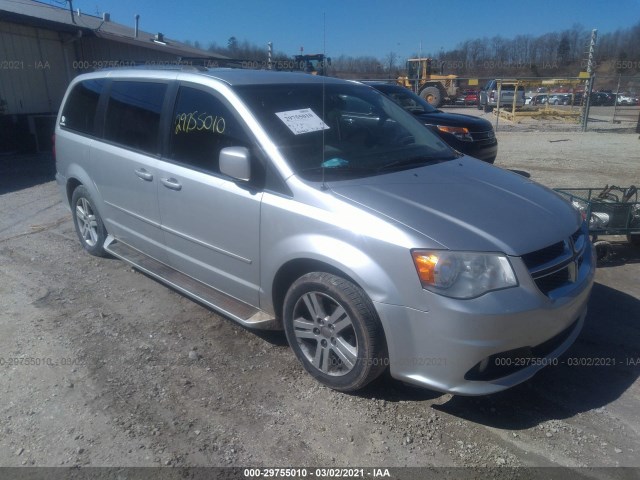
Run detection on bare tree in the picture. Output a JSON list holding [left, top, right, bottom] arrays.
[[384, 51, 398, 77]]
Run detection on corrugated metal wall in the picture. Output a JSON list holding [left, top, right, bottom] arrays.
[[0, 21, 187, 116], [0, 20, 70, 114], [0, 18, 209, 152]]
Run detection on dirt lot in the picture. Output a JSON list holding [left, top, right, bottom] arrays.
[[0, 131, 639, 476]]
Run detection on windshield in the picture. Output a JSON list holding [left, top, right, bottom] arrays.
[[235, 83, 455, 181]]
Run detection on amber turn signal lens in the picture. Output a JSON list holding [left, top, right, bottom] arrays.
[[411, 251, 439, 285], [436, 125, 469, 135]]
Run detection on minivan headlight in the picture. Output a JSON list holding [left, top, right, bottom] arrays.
[[411, 250, 518, 299]]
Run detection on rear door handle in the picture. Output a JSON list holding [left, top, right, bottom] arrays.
[[161, 177, 182, 191], [135, 168, 153, 181]]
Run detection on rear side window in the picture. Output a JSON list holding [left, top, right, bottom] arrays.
[[169, 86, 249, 174], [104, 81, 167, 154], [61, 79, 105, 135]]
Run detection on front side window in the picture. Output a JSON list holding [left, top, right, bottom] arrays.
[[236, 83, 455, 181], [169, 86, 249, 174], [61, 79, 105, 135], [104, 81, 167, 153]]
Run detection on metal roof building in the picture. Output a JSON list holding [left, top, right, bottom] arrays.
[[0, 0, 226, 152]]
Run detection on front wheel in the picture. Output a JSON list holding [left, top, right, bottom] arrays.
[[420, 86, 442, 107], [283, 272, 387, 392], [71, 185, 108, 257]]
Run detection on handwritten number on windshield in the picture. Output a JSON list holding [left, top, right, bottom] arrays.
[[175, 111, 226, 135]]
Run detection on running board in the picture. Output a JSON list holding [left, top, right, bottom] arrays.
[[104, 236, 277, 330]]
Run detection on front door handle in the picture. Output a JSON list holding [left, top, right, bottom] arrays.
[[161, 177, 182, 191], [135, 168, 153, 181]]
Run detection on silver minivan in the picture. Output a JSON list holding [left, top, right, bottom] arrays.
[[55, 68, 595, 395]]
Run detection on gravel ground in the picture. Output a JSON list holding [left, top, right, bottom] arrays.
[[442, 104, 640, 134], [0, 130, 639, 476]]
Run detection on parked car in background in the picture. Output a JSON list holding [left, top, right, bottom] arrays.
[[531, 94, 549, 105], [548, 94, 572, 105], [478, 79, 526, 112], [462, 89, 479, 105], [617, 94, 639, 106], [453, 90, 478, 106], [591, 92, 616, 106], [573, 92, 584, 105], [371, 83, 497, 163], [603, 93, 617, 105]]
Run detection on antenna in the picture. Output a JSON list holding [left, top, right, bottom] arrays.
[[321, 11, 327, 190]]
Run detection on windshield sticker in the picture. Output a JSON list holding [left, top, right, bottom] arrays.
[[275, 108, 329, 135]]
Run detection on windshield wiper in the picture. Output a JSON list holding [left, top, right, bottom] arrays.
[[377, 156, 449, 172], [300, 165, 377, 174]]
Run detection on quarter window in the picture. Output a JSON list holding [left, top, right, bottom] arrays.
[[61, 79, 105, 135], [104, 81, 167, 154], [169, 86, 248, 174]]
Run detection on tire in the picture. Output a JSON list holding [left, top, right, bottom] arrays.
[[593, 241, 612, 264], [628, 234, 640, 247], [283, 272, 387, 392], [420, 86, 442, 107], [71, 185, 108, 257], [483, 104, 493, 113]]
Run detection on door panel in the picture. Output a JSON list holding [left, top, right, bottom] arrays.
[[157, 163, 262, 305], [93, 80, 168, 262], [94, 144, 166, 262], [157, 83, 262, 306]]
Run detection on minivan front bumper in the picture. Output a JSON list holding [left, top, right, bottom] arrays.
[[374, 249, 595, 395]]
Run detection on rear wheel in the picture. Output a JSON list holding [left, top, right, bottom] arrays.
[[71, 185, 108, 257], [283, 272, 387, 392]]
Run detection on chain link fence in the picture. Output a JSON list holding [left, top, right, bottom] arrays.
[[451, 76, 639, 133], [355, 75, 640, 133]]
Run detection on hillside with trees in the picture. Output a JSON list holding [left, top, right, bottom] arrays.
[[189, 22, 640, 88], [433, 22, 640, 79]]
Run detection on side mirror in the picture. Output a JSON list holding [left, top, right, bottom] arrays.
[[219, 147, 251, 182]]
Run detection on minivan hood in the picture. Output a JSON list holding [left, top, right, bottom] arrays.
[[328, 157, 581, 256]]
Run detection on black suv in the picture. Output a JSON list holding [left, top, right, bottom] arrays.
[[370, 83, 497, 163]]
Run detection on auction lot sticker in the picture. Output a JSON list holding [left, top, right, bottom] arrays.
[[275, 108, 330, 135]]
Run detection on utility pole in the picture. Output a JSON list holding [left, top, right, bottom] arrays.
[[581, 29, 597, 132]]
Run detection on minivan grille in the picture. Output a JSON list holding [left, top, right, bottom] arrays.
[[524, 227, 587, 296]]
